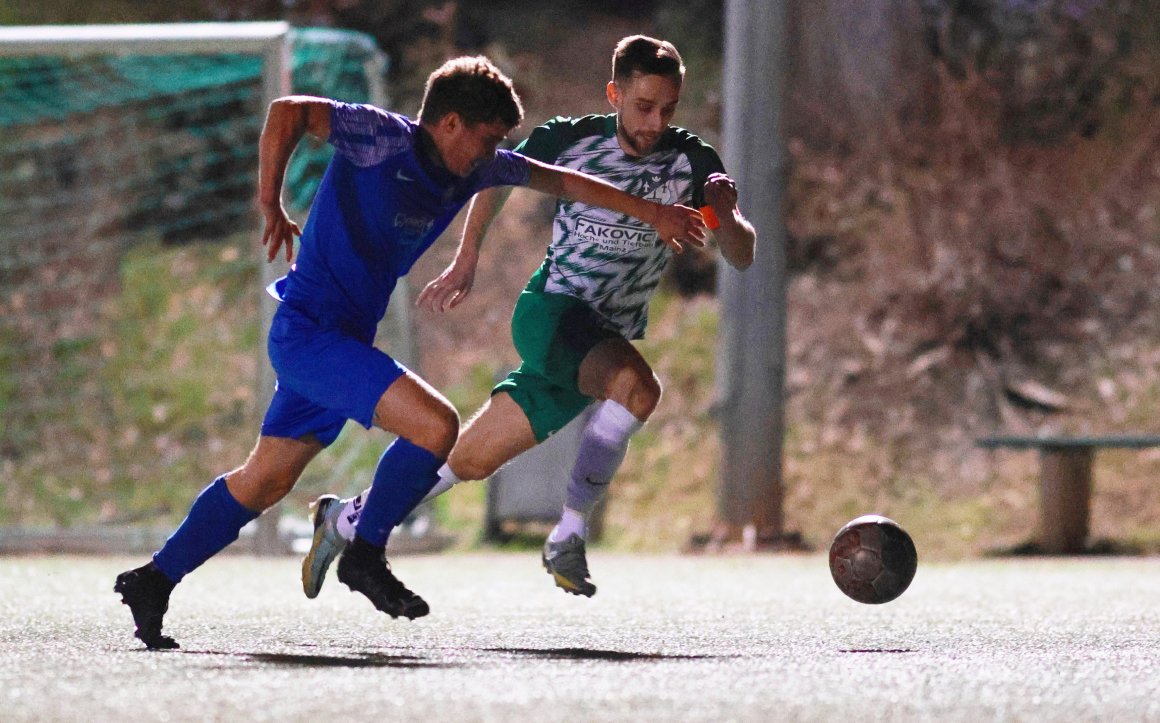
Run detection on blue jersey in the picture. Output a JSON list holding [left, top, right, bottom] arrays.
[[273, 101, 530, 338]]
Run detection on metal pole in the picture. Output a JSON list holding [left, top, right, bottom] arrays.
[[715, 0, 790, 542]]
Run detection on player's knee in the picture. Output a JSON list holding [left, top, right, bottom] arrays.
[[229, 467, 297, 511], [412, 402, 459, 458], [609, 366, 661, 419], [447, 448, 498, 482], [638, 372, 662, 414]]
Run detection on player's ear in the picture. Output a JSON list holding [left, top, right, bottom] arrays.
[[431, 111, 462, 137], [606, 81, 619, 108], [443, 111, 463, 132]]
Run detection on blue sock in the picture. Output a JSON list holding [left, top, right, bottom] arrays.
[[354, 438, 443, 548], [152, 476, 259, 583]]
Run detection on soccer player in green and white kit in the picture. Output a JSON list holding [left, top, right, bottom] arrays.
[[302, 35, 755, 598]]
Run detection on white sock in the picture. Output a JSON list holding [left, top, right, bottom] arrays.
[[550, 507, 587, 542], [335, 491, 367, 542], [334, 464, 462, 543], [419, 462, 462, 505]]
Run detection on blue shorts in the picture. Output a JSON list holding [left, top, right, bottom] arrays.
[[261, 303, 407, 447]]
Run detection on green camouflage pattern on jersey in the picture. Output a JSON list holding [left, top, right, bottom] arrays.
[[516, 114, 725, 339]]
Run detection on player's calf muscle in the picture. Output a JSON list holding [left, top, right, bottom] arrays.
[[447, 394, 537, 480], [446, 423, 505, 480], [447, 443, 507, 481]]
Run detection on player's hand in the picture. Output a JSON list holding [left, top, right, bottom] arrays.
[[703, 173, 738, 218], [259, 200, 301, 263], [653, 204, 707, 254], [417, 255, 478, 312]]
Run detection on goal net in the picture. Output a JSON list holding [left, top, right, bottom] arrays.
[[0, 23, 405, 534]]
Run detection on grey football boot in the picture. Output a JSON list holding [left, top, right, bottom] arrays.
[[301, 494, 348, 599], [541, 533, 597, 597]]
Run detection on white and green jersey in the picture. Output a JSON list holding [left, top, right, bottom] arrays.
[[516, 114, 725, 339]]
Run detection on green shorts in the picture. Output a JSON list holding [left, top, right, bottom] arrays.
[[493, 290, 620, 442]]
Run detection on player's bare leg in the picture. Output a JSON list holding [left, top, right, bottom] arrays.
[[447, 392, 538, 482], [577, 338, 662, 422]]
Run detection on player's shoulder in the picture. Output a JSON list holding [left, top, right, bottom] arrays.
[[531, 113, 613, 137], [658, 125, 725, 175], [328, 102, 415, 166], [517, 114, 614, 161], [658, 125, 718, 155], [332, 102, 413, 136]]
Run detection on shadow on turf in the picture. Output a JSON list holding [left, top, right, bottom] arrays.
[[179, 648, 711, 666], [184, 650, 457, 669], [486, 647, 714, 661], [986, 536, 1147, 557]]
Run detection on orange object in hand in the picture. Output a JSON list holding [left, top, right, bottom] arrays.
[[699, 205, 720, 230]]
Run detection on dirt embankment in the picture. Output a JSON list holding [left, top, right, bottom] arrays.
[[393, 4, 1160, 552]]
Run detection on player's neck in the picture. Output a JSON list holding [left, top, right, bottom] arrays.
[[416, 125, 449, 171], [415, 125, 457, 184], [616, 132, 642, 158]]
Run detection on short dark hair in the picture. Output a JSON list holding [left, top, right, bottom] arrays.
[[417, 56, 524, 129], [612, 35, 685, 83]]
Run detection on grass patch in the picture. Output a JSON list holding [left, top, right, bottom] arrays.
[[3, 235, 260, 525]]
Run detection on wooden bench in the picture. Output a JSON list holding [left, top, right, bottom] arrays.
[[976, 435, 1160, 554]]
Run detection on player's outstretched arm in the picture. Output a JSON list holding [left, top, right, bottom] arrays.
[[703, 172, 756, 271], [257, 96, 333, 263], [418, 186, 512, 312], [525, 159, 707, 253]]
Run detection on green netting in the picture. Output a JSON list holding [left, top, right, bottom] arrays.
[[0, 26, 386, 245], [0, 54, 263, 127], [286, 28, 387, 211], [0, 26, 389, 525], [0, 27, 382, 126]]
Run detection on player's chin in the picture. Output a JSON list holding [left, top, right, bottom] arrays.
[[622, 132, 657, 153]]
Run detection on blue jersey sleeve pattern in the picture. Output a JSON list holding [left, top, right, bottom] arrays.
[[471, 148, 530, 190], [328, 102, 412, 168]]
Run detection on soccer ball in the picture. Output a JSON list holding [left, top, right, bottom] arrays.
[[828, 514, 917, 604]]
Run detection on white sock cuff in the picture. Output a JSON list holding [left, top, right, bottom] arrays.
[[417, 462, 464, 506], [551, 506, 588, 541], [593, 399, 644, 438], [439, 462, 461, 485]]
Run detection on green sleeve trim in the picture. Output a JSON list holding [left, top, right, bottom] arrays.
[[515, 114, 615, 163], [660, 127, 726, 207]]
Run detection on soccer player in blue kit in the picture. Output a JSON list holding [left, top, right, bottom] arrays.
[[113, 56, 707, 650]]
